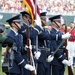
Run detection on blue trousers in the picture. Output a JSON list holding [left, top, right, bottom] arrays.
[[51, 65, 65, 75], [37, 62, 51, 75]]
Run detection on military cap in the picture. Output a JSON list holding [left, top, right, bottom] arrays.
[[20, 11, 31, 18], [40, 12, 47, 20], [0, 23, 5, 33], [6, 14, 21, 23], [49, 15, 61, 22]]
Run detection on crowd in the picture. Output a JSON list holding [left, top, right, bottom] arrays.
[[0, 0, 75, 15], [0, 0, 22, 13], [38, 0, 75, 15]]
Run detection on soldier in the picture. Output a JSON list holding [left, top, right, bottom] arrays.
[[19, 11, 42, 75], [19, 11, 42, 61], [37, 12, 52, 75], [19, 11, 41, 50], [48, 15, 71, 75], [5, 14, 35, 75]]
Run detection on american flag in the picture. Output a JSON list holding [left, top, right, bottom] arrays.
[[22, 0, 41, 27]]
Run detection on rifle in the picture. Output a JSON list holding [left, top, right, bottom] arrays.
[[64, 25, 74, 75], [26, 17, 36, 75]]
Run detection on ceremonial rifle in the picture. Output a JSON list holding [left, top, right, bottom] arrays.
[[26, 17, 36, 75], [64, 25, 74, 75]]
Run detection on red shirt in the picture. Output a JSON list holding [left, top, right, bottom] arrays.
[[68, 29, 75, 42]]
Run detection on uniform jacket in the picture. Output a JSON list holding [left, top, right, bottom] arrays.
[[38, 28, 51, 68], [7, 29, 26, 74], [18, 23, 41, 51], [50, 28, 65, 67]]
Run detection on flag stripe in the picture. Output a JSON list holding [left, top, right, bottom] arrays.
[[23, 0, 34, 20], [22, 0, 41, 27]]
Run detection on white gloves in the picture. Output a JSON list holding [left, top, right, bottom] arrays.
[[47, 55, 54, 62], [34, 51, 41, 59], [62, 59, 71, 66], [62, 32, 71, 39], [25, 64, 35, 71]]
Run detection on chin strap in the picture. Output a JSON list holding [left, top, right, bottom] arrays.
[[54, 21, 60, 29], [13, 22, 20, 29]]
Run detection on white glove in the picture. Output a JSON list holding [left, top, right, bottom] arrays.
[[62, 32, 71, 39], [47, 55, 54, 62], [62, 59, 71, 66], [25, 64, 35, 71], [25, 45, 32, 50], [34, 51, 41, 59]]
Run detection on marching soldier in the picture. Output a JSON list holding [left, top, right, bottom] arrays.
[[19, 11, 42, 75], [4, 14, 35, 75], [48, 15, 71, 75], [37, 12, 52, 75], [19, 11, 42, 60], [19, 10, 41, 52]]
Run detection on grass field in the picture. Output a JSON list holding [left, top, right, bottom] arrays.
[[0, 68, 5, 75]]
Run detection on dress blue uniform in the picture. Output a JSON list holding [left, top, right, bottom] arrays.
[[6, 15, 27, 75], [49, 15, 66, 75], [50, 28, 65, 75], [37, 13, 63, 75], [18, 11, 42, 75], [19, 11, 41, 50], [18, 23, 41, 75], [37, 27, 64, 75], [19, 23, 41, 47], [7, 29, 26, 74], [37, 27, 51, 75]]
